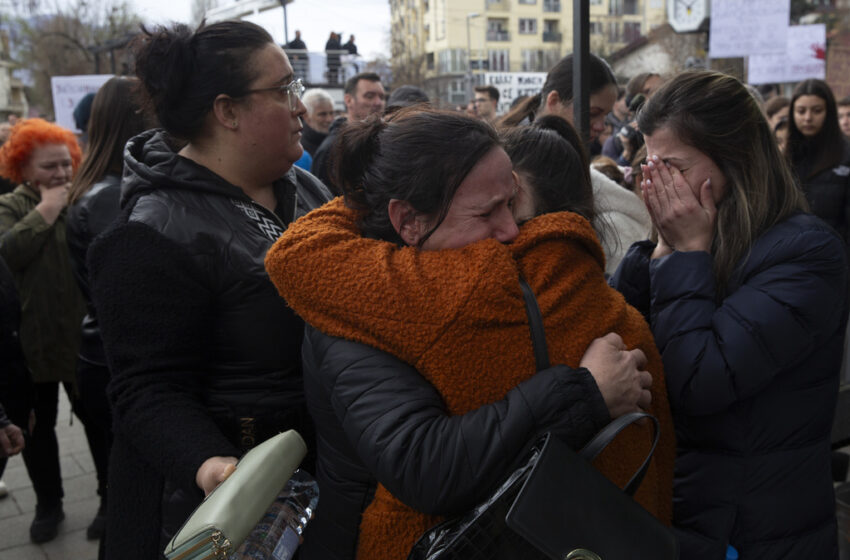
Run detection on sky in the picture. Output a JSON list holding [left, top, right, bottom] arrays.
[[130, 0, 392, 60]]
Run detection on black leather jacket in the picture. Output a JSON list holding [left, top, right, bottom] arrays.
[[66, 173, 121, 366], [300, 326, 609, 560], [89, 129, 332, 559]]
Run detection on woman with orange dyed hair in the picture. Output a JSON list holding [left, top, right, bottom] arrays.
[[0, 118, 88, 544]]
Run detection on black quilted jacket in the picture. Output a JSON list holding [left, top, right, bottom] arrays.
[[300, 326, 610, 560]]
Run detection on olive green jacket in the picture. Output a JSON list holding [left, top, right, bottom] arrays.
[[0, 184, 84, 384]]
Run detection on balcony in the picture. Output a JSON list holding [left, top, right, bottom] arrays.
[[543, 31, 562, 42], [486, 0, 510, 12], [283, 49, 363, 86], [487, 30, 511, 41]]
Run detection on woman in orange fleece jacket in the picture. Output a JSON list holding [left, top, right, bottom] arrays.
[[267, 109, 673, 560]]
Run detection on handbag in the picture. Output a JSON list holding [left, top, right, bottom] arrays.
[[163, 430, 307, 560], [407, 278, 678, 560]]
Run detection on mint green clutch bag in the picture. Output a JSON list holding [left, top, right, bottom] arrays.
[[163, 430, 307, 560]]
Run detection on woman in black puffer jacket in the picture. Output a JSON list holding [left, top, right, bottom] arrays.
[[788, 78, 850, 247]]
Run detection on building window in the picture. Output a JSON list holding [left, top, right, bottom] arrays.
[[488, 49, 510, 71], [521, 49, 559, 72], [519, 18, 537, 34], [543, 0, 561, 12], [518, 0, 536, 3], [609, 0, 622, 15], [589, 21, 603, 35], [607, 21, 621, 43], [487, 19, 510, 41], [590, 0, 602, 4], [623, 21, 641, 43], [438, 48, 468, 73], [624, 0, 639, 14], [427, 52, 435, 70], [542, 20, 561, 42]]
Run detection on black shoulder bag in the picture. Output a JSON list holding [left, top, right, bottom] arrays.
[[407, 278, 679, 560]]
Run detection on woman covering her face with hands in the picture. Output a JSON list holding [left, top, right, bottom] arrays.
[[611, 71, 846, 559]]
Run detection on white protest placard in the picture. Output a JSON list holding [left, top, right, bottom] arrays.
[[748, 24, 826, 85], [709, 0, 790, 58], [50, 75, 113, 133], [484, 72, 547, 115]]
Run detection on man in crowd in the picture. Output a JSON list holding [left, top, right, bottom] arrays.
[[343, 35, 358, 55], [472, 85, 500, 124], [286, 30, 306, 50], [313, 72, 386, 190], [301, 89, 335, 157]]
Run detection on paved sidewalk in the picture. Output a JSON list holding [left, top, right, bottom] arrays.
[[0, 391, 99, 560]]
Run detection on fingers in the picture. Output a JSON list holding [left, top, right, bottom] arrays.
[[628, 347, 648, 370], [600, 332, 626, 350], [0, 429, 12, 456], [220, 462, 237, 483]]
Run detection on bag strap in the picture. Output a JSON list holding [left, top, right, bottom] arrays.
[[578, 411, 660, 496], [519, 277, 549, 371], [520, 277, 659, 497]]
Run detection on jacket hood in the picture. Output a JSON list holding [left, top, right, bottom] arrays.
[[120, 128, 303, 209]]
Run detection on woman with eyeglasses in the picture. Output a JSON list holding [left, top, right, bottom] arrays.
[[86, 21, 331, 559]]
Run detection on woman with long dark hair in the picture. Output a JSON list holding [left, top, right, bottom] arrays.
[[500, 54, 651, 274], [65, 76, 151, 541], [787, 78, 850, 246], [612, 71, 844, 558]]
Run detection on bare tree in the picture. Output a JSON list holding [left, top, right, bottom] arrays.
[[5, 0, 141, 116]]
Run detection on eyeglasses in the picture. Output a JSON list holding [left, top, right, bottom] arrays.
[[242, 78, 305, 111]]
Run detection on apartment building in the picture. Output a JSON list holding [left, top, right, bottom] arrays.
[[390, 0, 666, 106]]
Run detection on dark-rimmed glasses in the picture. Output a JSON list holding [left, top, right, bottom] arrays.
[[242, 78, 305, 111]]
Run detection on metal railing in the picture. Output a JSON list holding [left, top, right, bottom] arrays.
[[283, 48, 362, 86], [486, 30, 511, 41]]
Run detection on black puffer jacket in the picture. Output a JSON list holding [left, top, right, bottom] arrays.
[[611, 212, 847, 559], [89, 129, 331, 559], [300, 326, 610, 560], [794, 139, 850, 246]]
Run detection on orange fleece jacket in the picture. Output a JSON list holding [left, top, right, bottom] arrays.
[[266, 197, 675, 560]]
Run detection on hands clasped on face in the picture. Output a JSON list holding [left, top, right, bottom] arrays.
[[641, 154, 717, 256]]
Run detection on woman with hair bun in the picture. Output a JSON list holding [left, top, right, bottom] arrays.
[[86, 20, 330, 559], [612, 71, 845, 558], [0, 118, 86, 544], [266, 108, 673, 560]]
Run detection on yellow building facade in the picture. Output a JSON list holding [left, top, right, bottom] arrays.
[[390, 0, 666, 105]]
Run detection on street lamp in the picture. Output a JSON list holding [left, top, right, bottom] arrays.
[[466, 12, 481, 101]]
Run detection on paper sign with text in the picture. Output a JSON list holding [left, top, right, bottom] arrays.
[[50, 75, 113, 133], [484, 72, 547, 115], [748, 24, 826, 85], [709, 0, 789, 58]]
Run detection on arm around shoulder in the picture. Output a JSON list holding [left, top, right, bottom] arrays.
[[305, 327, 609, 516]]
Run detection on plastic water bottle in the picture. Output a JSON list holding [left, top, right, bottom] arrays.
[[726, 545, 739, 560], [233, 469, 320, 560]]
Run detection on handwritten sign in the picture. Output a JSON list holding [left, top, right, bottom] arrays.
[[748, 24, 825, 84], [709, 0, 789, 58], [50, 75, 113, 133], [484, 72, 547, 114]]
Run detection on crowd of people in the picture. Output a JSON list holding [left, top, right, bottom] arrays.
[[0, 17, 849, 560]]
